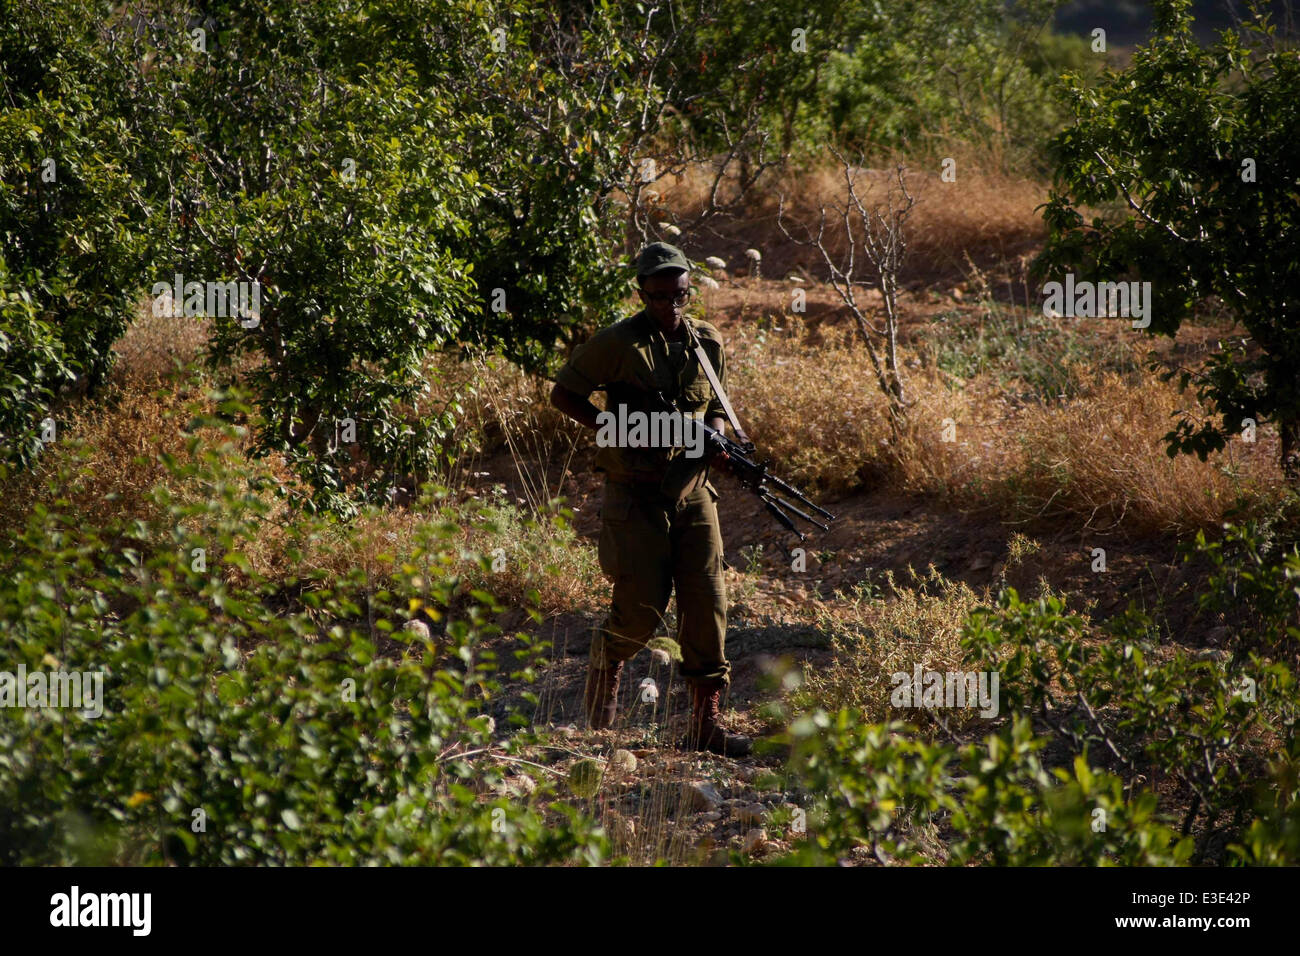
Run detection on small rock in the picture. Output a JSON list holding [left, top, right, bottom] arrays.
[[495, 774, 536, 798], [696, 810, 723, 823], [743, 828, 767, 854], [609, 749, 637, 775], [403, 619, 431, 641], [734, 803, 766, 826], [1205, 625, 1232, 645], [968, 552, 993, 572], [683, 781, 723, 812]]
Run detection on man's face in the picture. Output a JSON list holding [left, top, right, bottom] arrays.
[[638, 269, 690, 333]]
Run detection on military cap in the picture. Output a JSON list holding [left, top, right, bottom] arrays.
[[636, 242, 690, 278]]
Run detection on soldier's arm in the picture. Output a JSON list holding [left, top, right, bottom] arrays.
[[550, 383, 603, 431]]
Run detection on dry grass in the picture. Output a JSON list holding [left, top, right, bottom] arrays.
[[9, 274, 1284, 609], [0, 376, 211, 539], [3, 307, 602, 621], [725, 318, 914, 493], [722, 315, 1282, 534], [110, 305, 212, 389], [651, 150, 1047, 283], [907, 363, 1284, 535], [250, 490, 609, 619], [0, 305, 218, 536], [432, 353, 586, 509], [1020, 378, 1274, 531], [792, 566, 988, 732]]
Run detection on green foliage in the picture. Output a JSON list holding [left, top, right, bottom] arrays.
[[0, 0, 661, 505], [0, 400, 608, 865], [785, 712, 951, 863], [1190, 517, 1300, 650], [157, 2, 484, 511], [781, 518, 1299, 865], [1229, 734, 1300, 864], [0, 259, 68, 470], [925, 304, 1141, 402], [961, 521, 1300, 861], [967, 591, 1247, 840], [817, 0, 1084, 169], [1034, 0, 1300, 474], [0, 0, 153, 466], [651, 0, 1088, 173], [431, 3, 650, 371], [654, 0, 850, 158], [783, 711, 1191, 865]]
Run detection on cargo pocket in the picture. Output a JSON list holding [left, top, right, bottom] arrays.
[[683, 379, 713, 410], [597, 490, 634, 579]]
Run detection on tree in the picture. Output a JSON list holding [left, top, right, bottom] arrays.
[[819, 0, 1069, 170], [778, 155, 916, 439], [0, 0, 153, 469], [2, 0, 684, 504], [1033, 0, 1300, 482]]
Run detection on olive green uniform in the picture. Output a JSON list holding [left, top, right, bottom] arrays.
[[555, 310, 731, 686]]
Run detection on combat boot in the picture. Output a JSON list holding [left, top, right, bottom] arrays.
[[583, 660, 624, 730], [682, 682, 752, 757]]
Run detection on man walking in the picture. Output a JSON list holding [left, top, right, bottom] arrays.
[[550, 242, 752, 756]]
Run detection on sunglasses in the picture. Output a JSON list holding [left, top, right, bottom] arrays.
[[641, 288, 693, 306]]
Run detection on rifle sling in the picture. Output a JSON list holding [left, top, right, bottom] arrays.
[[687, 326, 751, 449]]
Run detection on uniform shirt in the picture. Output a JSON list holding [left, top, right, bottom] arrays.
[[555, 309, 728, 483]]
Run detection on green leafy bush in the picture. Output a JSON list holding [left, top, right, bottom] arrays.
[[783, 711, 1191, 865], [0, 1, 153, 466], [780, 518, 1299, 865], [0, 401, 607, 865], [1034, 0, 1300, 480]]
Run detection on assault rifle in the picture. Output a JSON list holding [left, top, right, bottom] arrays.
[[650, 390, 835, 541]]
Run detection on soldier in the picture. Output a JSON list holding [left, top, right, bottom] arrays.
[[550, 242, 752, 756]]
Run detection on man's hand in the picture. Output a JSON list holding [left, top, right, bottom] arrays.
[[707, 416, 730, 468]]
